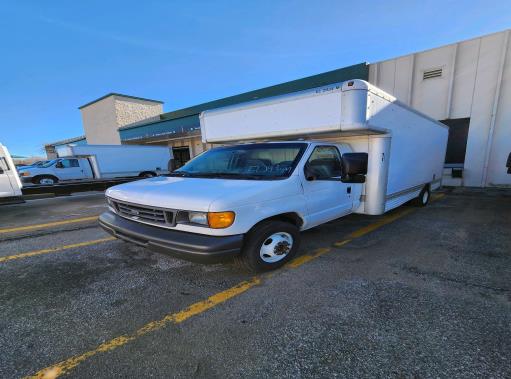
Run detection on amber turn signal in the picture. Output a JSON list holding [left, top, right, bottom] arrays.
[[207, 211, 235, 229]]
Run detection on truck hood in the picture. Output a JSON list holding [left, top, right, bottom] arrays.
[[106, 175, 302, 212]]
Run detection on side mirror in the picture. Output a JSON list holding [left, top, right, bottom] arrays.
[[507, 152, 511, 174], [342, 153, 368, 183], [55, 161, 64, 168]]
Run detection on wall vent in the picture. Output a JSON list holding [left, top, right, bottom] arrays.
[[423, 68, 443, 80]]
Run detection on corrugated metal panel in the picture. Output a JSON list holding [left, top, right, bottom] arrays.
[[119, 63, 368, 142]]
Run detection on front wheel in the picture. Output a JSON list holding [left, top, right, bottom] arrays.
[[236, 220, 301, 272]]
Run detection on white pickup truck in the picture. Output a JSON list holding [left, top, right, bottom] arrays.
[[19, 144, 173, 185], [99, 80, 448, 271]]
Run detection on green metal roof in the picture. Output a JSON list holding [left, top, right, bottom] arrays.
[[119, 62, 368, 141]]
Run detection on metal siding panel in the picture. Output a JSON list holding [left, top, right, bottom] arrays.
[[450, 39, 480, 118], [464, 32, 507, 186]]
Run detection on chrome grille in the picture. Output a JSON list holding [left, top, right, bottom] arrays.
[[111, 199, 175, 227]]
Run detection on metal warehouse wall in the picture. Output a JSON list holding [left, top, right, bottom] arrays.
[[369, 30, 511, 187]]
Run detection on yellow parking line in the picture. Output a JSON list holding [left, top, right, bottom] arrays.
[[0, 237, 115, 263], [25, 193, 447, 379], [26, 277, 262, 379], [0, 216, 99, 234]]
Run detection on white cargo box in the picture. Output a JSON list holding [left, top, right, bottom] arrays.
[[199, 80, 395, 143]]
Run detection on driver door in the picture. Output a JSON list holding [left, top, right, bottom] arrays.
[[301, 145, 353, 227], [54, 159, 85, 180]]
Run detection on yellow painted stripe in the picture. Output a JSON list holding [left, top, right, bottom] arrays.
[[25, 277, 261, 379], [0, 237, 115, 263], [348, 208, 415, 239], [26, 193, 447, 378], [286, 247, 332, 268], [0, 216, 99, 234]]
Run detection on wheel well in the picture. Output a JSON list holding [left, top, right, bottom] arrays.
[[32, 174, 58, 183], [261, 212, 304, 228]]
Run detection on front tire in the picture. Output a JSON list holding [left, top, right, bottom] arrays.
[[236, 220, 301, 272]]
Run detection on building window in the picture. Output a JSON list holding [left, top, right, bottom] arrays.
[[440, 118, 470, 165], [172, 147, 191, 169]]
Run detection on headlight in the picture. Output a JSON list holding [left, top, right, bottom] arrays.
[[181, 211, 236, 229], [21, 171, 30, 177], [188, 211, 208, 225]]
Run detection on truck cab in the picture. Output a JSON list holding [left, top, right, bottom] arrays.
[[100, 141, 367, 271], [18, 157, 93, 184]]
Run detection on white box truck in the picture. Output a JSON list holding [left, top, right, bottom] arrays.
[[18, 144, 173, 185], [100, 80, 448, 271], [0, 143, 23, 203]]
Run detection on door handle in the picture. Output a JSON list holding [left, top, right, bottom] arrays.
[[347, 186, 351, 194]]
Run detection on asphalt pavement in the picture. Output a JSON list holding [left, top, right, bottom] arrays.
[[0, 188, 509, 378]]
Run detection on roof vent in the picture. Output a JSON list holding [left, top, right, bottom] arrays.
[[423, 68, 443, 80]]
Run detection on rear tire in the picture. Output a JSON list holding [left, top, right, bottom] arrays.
[[413, 185, 430, 207], [235, 220, 301, 272], [33, 175, 58, 185]]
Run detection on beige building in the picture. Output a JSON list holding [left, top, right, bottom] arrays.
[[79, 93, 163, 145], [45, 93, 163, 158]]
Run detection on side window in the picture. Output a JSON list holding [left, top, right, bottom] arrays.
[[0, 158, 11, 172], [305, 146, 342, 180], [60, 159, 79, 168]]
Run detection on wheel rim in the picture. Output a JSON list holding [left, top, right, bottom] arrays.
[[40, 178, 54, 185], [259, 232, 293, 263], [422, 191, 429, 204]]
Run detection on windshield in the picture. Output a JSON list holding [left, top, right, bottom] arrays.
[[40, 159, 57, 168], [172, 143, 307, 180]]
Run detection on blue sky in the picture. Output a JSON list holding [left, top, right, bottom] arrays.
[[1, 1, 510, 156]]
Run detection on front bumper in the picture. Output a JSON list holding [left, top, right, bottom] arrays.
[[99, 211, 243, 263]]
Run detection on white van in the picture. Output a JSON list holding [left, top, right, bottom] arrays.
[[19, 144, 173, 185], [100, 80, 448, 271], [0, 143, 23, 203]]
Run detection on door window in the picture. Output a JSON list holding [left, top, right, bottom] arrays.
[[305, 146, 342, 180], [59, 159, 80, 168]]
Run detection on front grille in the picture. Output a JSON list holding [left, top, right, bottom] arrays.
[[111, 199, 176, 227]]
